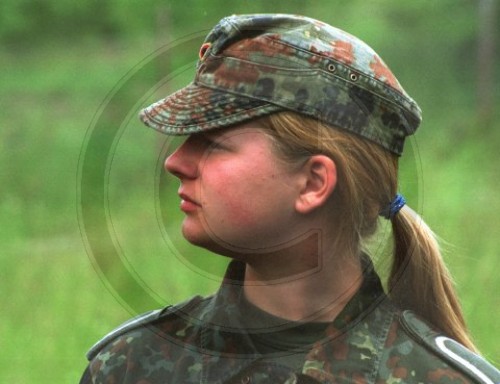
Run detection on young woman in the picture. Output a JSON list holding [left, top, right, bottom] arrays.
[[80, 14, 499, 384]]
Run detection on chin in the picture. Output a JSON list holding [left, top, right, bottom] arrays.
[[181, 228, 207, 247], [182, 226, 218, 249], [181, 229, 245, 259]]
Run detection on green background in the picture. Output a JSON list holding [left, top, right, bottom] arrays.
[[1, 0, 498, 381]]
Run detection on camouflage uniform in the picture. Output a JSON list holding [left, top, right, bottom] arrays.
[[80, 259, 499, 383]]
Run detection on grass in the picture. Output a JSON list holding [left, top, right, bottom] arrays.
[[0, 34, 498, 382]]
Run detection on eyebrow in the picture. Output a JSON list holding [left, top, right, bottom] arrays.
[[196, 131, 220, 143]]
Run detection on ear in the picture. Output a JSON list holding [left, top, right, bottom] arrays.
[[295, 155, 337, 214]]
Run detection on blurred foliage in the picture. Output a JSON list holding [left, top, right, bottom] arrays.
[[0, 0, 485, 46], [0, 0, 499, 382]]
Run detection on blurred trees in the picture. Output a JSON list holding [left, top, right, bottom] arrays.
[[0, 0, 157, 43], [0, 0, 492, 49]]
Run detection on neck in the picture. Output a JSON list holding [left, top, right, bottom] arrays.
[[242, 233, 363, 322]]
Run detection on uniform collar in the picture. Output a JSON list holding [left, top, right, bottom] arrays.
[[198, 256, 394, 383], [208, 255, 386, 328]]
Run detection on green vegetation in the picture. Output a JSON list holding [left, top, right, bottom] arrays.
[[1, 1, 498, 381]]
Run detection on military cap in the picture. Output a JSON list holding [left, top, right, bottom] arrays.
[[139, 14, 422, 155]]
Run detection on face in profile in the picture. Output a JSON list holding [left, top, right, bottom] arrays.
[[165, 121, 306, 256]]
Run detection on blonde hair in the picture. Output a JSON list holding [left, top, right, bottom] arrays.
[[261, 111, 477, 352]]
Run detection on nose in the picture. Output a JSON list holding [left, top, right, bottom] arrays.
[[164, 137, 199, 179]]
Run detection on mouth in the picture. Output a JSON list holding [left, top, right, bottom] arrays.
[[178, 191, 199, 205], [178, 190, 200, 212]]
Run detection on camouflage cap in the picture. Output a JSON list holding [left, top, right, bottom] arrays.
[[139, 14, 422, 155]]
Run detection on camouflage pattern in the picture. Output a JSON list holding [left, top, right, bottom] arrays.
[[139, 14, 422, 155], [81, 260, 499, 383]]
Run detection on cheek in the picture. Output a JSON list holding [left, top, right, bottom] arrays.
[[221, 196, 257, 226], [196, 164, 300, 250], [201, 178, 257, 225], [203, 173, 290, 225]]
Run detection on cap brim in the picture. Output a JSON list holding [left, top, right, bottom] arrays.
[[139, 82, 284, 135]]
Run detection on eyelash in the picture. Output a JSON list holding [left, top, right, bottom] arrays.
[[209, 142, 226, 151], [202, 135, 226, 151]]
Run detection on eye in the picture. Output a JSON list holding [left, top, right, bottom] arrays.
[[207, 139, 227, 151], [198, 133, 227, 151]]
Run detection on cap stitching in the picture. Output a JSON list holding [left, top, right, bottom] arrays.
[[201, 54, 420, 118]]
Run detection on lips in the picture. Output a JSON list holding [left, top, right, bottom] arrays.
[[178, 191, 199, 205], [178, 190, 200, 212]]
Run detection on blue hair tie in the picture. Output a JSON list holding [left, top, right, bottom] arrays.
[[380, 193, 406, 220]]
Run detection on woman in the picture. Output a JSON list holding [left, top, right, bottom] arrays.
[[81, 14, 499, 383]]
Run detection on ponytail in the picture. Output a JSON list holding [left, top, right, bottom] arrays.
[[263, 111, 478, 353], [389, 206, 478, 352]]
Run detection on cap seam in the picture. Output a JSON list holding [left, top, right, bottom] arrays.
[[195, 74, 417, 130], [201, 55, 420, 118], [225, 32, 417, 104]]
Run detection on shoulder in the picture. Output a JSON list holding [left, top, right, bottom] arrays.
[[387, 310, 500, 384], [86, 295, 206, 361]]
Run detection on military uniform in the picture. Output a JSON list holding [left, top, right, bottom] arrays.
[[80, 259, 499, 383]]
